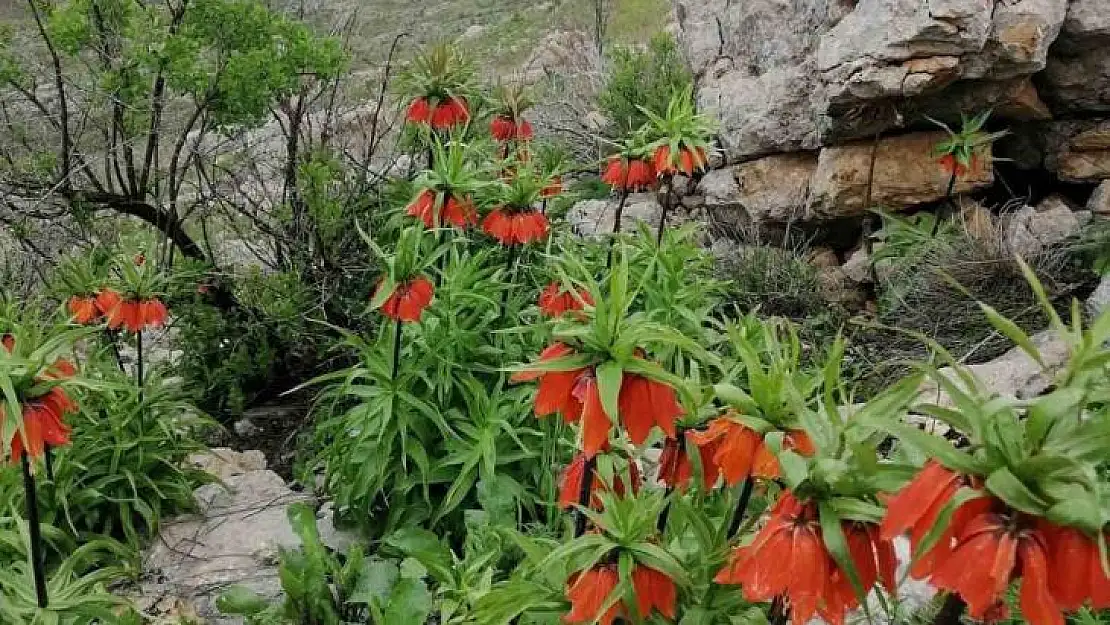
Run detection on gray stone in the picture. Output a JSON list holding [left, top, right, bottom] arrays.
[[842, 248, 872, 284], [1004, 195, 1088, 254], [139, 449, 310, 624], [316, 501, 360, 554], [1090, 275, 1110, 318], [1041, 0, 1110, 114], [918, 330, 1071, 409], [733, 152, 817, 223], [567, 194, 667, 236], [678, 0, 1073, 160], [1088, 180, 1110, 216]]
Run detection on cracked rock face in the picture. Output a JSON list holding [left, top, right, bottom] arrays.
[[678, 0, 1085, 163]]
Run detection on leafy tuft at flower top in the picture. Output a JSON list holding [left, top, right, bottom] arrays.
[[406, 139, 484, 230], [481, 160, 551, 247], [931, 110, 1006, 178], [400, 43, 475, 131], [642, 85, 715, 177], [94, 253, 170, 334], [364, 225, 446, 324], [489, 81, 534, 142]]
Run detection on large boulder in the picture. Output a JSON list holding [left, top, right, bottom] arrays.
[[809, 131, 994, 218], [1089, 180, 1110, 216], [678, 0, 1074, 162], [1040, 0, 1110, 114]]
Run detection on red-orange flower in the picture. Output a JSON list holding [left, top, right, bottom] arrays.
[[490, 115, 533, 141], [406, 97, 431, 124], [617, 373, 682, 445], [601, 157, 656, 192], [1042, 525, 1110, 611], [512, 343, 587, 422], [687, 418, 762, 487], [1, 386, 75, 463], [431, 96, 469, 129], [68, 295, 100, 325], [716, 493, 894, 625], [407, 190, 476, 229], [938, 153, 979, 178], [750, 430, 815, 479], [558, 453, 640, 510], [97, 289, 168, 334], [538, 282, 593, 317], [377, 276, 434, 322], [481, 208, 549, 245], [879, 460, 995, 579], [654, 145, 708, 176], [573, 372, 611, 458], [565, 566, 621, 625], [929, 510, 1062, 625], [631, 565, 677, 619], [820, 524, 898, 625], [1, 334, 13, 352]]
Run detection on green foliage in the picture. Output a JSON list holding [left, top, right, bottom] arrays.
[[0, 517, 133, 625], [598, 33, 693, 135], [46, 368, 212, 544]]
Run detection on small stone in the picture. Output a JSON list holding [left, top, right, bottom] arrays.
[[1005, 195, 1085, 254], [1089, 275, 1110, 318], [234, 418, 262, 438], [842, 248, 872, 284], [1087, 180, 1110, 216]]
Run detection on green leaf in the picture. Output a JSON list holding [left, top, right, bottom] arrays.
[[370, 275, 396, 311], [384, 578, 432, 624], [979, 303, 1044, 367], [867, 419, 985, 476], [385, 528, 454, 583], [1045, 497, 1104, 535], [818, 502, 870, 616], [215, 585, 268, 616], [985, 467, 1048, 516], [595, 360, 623, 425], [911, 487, 985, 564], [349, 559, 400, 605]]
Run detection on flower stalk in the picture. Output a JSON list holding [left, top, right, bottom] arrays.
[[573, 456, 597, 537], [21, 454, 49, 608], [655, 174, 674, 246], [725, 477, 755, 537]]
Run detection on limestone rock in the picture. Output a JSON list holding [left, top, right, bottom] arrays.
[[140, 449, 310, 624], [733, 152, 817, 223], [1089, 180, 1110, 216], [567, 194, 672, 236], [1044, 119, 1110, 182], [918, 329, 1071, 409], [698, 167, 743, 232], [1005, 195, 1090, 254], [842, 248, 872, 284], [808, 246, 840, 269], [809, 131, 993, 218], [679, 0, 1072, 160], [1041, 0, 1110, 114]]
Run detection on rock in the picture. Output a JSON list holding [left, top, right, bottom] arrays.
[[698, 167, 743, 228], [1041, 0, 1110, 114], [817, 266, 867, 309], [679, 0, 1072, 160], [1090, 275, 1110, 317], [1088, 180, 1110, 216], [1005, 195, 1089, 254], [140, 449, 310, 623], [808, 246, 840, 269], [918, 330, 1071, 408], [733, 153, 817, 223], [233, 418, 261, 438], [842, 248, 872, 284], [1042, 119, 1110, 182], [567, 194, 664, 236], [809, 131, 993, 218], [315, 501, 360, 554]]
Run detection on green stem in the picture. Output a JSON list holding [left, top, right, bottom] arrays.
[[21, 454, 49, 608], [726, 478, 755, 537], [573, 456, 597, 537], [655, 175, 673, 246], [390, 319, 402, 381]]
